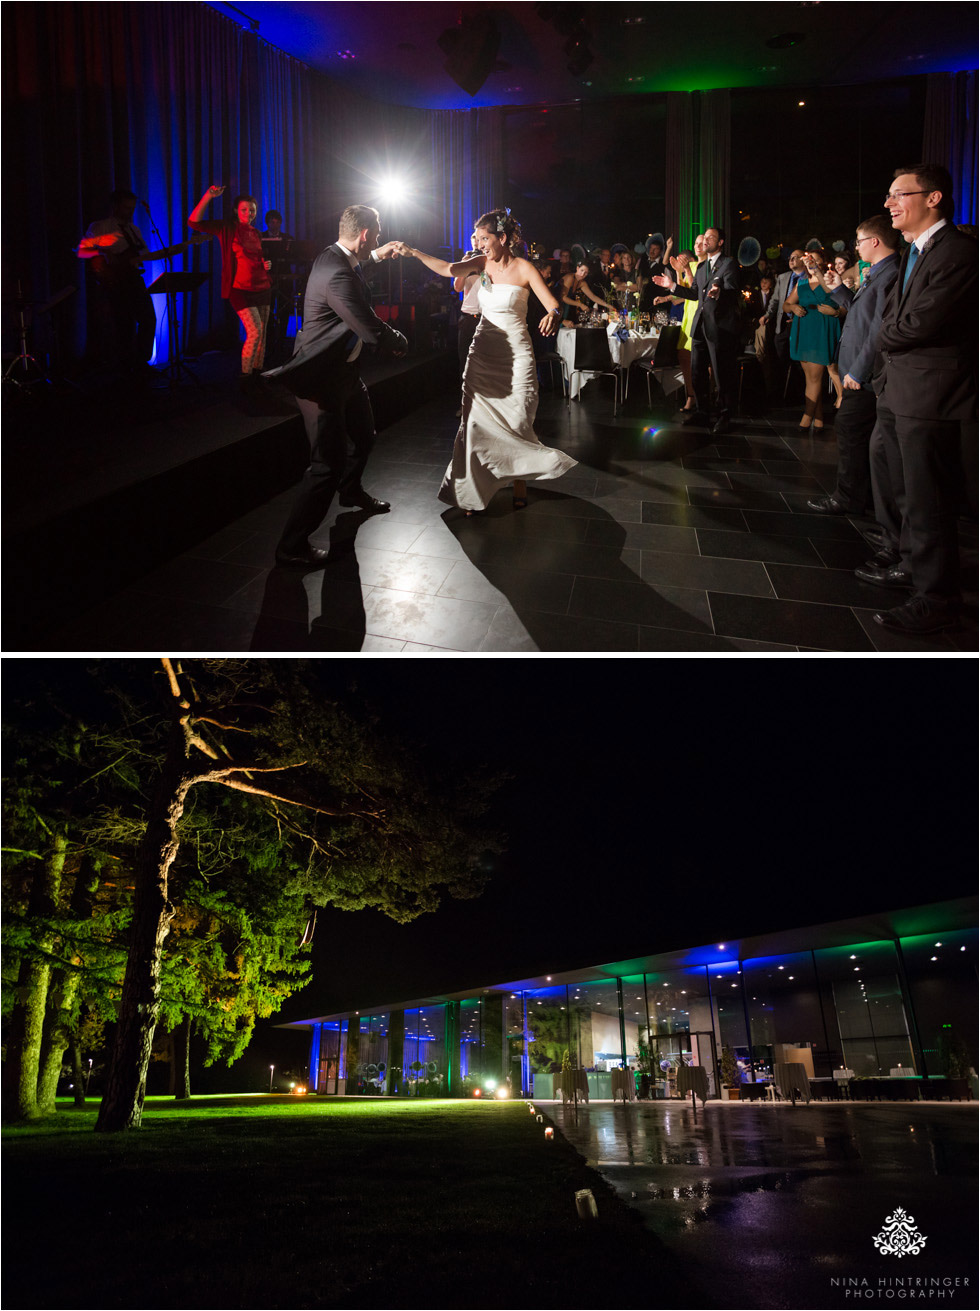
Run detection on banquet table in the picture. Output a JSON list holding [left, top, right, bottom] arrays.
[[556, 324, 685, 401], [676, 1064, 710, 1103], [774, 1062, 812, 1104]]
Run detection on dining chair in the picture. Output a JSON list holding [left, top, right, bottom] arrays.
[[569, 328, 620, 414], [634, 324, 681, 407]]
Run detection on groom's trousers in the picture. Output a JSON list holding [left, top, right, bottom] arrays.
[[276, 366, 376, 555]]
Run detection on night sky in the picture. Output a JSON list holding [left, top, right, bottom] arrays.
[[241, 659, 976, 1084]]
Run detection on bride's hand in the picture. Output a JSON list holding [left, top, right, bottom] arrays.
[[392, 241, 414, 258], [538, 312, 559, 337]]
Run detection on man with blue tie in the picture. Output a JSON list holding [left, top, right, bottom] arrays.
[[265, 205, 407, 568], [805, 214, 900, 521], [652, 226, 741, 436], [865, 165, 977, 635]]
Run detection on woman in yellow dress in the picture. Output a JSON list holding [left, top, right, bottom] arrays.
[[659, 233, 704, 413]]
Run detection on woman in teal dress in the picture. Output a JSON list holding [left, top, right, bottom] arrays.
[[786, 251, 844, 429]]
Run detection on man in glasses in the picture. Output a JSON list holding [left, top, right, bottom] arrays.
[[804, 215, 900, 522], [865, 164, 977, 635]]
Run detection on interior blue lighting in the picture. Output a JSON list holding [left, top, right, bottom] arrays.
[[308, 1022, 321, 1089]]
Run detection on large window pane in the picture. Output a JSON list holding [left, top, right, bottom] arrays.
[[354, 1011, 389, 1094], [312, 1019, 347, 1093], [742, 951, 831, 1079], [814, 941, 914, 1077], [403, 1005, 446, 1096], [639, 966, 716, 1096], [900, 929, 978, 1078]]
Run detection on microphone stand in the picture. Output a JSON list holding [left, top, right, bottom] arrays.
[[1, 280, 48, 390], [142, 199, 200, 387]]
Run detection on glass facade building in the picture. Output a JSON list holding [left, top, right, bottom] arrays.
[[284, 899, 976, 1101]]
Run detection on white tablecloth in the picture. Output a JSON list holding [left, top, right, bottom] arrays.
[[556, 325, 684, 400]]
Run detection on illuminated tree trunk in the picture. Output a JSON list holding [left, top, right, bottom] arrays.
[[37, 855, 100, 1114], [70, 1039, 87, 1106], [95, 763, 190, 1132], [4, 833, 67, 1121], [174, 1016, 192, 1100]]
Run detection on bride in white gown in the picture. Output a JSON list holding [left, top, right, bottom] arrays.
[[396, 210, 577, 513]]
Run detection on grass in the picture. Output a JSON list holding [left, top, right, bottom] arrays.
[[2, 1095, 682, 1309]]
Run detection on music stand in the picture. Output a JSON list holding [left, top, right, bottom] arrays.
[[147, 270, 209, 387]]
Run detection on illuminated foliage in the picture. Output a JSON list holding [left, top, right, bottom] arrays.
[[2, 660, 501, 1129]]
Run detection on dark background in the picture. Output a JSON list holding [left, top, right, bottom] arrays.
[[195, 662, 976, 1091]]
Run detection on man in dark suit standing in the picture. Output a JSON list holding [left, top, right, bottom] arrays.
[[653, 226, 741, 435], [804, 214, 900, 520], [866, 165, 977, 634], [265, 205, 407, 568]]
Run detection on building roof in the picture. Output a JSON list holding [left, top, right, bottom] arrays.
[[278, 894, 977, 1028]]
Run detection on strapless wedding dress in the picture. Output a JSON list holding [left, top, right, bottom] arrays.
[[438, 282, 577, 511]]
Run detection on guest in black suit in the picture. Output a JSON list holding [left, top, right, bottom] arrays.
[[653, 226, 741, 435], [868, 164, 977, 635], [804, 214, 900, 520], [264, 204, 407, 568]]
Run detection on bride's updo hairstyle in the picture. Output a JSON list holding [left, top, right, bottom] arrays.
[[476, 208, 525, 255]]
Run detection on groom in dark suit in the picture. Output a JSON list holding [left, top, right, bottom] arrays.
[[653, 226, 741, 435], [265, 205, 407, 568], [866, 164, 977, 634]]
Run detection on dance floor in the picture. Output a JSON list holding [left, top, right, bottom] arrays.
[[23, 375, 979, 655]]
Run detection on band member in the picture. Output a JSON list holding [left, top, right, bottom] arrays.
[[189, 185, 273, 392], [77, 187, 198, 377]]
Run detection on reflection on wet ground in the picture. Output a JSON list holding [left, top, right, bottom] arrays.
[[544, 1101, 977, 1310]]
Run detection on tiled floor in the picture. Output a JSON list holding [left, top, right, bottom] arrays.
[[49, 384, 978, 654]]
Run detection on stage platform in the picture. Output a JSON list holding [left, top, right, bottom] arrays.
[[3, 347, 456, 650]]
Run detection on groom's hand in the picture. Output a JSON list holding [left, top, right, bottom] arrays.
[[390, 329, 408, 357], [374, 240, 402, 261]]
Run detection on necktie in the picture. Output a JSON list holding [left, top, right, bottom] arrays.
[[903, 244, 919, 290]]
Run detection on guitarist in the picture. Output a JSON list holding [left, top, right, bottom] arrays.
[[77, 188, 198, 377]]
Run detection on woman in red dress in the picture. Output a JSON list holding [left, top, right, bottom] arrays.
[[189, 184, 272, 390]]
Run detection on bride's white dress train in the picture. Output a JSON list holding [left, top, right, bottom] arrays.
[[438, 282, 577, 511]]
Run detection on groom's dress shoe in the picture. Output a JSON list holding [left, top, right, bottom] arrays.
[[339, 492, 390, 513], [275, 546, 329, 569]]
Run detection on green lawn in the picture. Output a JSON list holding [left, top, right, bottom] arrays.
[[3, 1095, 681, 1309]]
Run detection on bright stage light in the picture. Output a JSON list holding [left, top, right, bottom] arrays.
[[377, 175, 410, 206]]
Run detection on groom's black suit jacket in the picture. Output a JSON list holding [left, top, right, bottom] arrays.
[[265, 244, 405, 401], [671, 253, 742, 341]]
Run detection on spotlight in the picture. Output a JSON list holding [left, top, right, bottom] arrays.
[[377, 175, 409, 206]]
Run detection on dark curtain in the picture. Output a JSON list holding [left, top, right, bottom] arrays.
[[0, 2, 442, 369], [698, 90, 731, 243], [665, 92, 696, 252], [427, 106, 504, 260], [664, 90, 730, 251], [922, 70, 979, 226]]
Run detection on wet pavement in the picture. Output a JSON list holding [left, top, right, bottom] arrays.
[[540, 1099, 978, 1310]]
